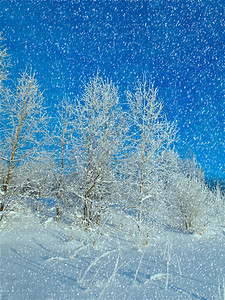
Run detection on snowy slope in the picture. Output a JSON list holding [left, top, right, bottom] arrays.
[[1, 212, 224, 300]]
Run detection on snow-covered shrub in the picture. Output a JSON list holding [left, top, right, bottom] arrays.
[[14, 153, 54, 211], [162, 156, 224, 234], [209, 183, 225, 232], [167, 173, 211, 233]]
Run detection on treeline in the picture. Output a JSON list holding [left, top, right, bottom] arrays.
[[0, 37, 224, 236]]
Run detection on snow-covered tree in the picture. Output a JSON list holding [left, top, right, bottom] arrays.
[[126, 78, 177, 231], [71, 75, 125, 229], [0, 35, 8, 90], [51, 99, 74, 221], [0, 71, 47, 222]]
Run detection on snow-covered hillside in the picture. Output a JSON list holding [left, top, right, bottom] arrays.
[[1, 211, 224, 300]]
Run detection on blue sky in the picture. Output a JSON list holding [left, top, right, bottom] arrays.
[[0, 0, 224, 178]]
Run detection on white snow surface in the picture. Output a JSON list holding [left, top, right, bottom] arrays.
[[1, 212, 224, 300]]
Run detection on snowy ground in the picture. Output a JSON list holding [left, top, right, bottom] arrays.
[[1, 211, 225, 300]]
